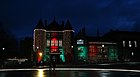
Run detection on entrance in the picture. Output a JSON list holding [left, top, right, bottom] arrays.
[[50, 38, 60, 63], [50, 53, 60, 64]]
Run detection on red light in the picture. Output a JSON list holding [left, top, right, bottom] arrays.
[[51, 46, 58, 48], [51, 38, 57, 41], [37, 51, 42, 62]]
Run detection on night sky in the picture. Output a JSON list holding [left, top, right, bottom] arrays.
[[0, 0, 140, 38]]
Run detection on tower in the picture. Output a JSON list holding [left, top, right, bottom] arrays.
[[33, 19, 46, 64], [63, 20, 74, 63]]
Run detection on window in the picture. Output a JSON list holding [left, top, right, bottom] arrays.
[[134, 41, 137, 47], [55, 40, 58, 46], [47, 40, 50, 46], [51, 38, 58, 46], [51, 40, 54, 46], [77, 39, 84, 44], [59, 40, 62, 47], [129, 41, 132, 47], [123, 41, 125, 47]]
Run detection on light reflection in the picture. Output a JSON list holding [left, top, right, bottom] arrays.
[[100, 72, 110, 77], [99, 70, 110, 77], [37, 69, 46, 77]]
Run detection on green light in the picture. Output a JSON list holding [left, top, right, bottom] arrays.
[[59, 48, 65, 62], [43, 49, 49, 62], [108, 46, 118, 61], [76, 46, 88, 61]]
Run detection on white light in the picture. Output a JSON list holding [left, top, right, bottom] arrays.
[[102, 45, 104, 47], [129, 41, 132, 47], [0, 68, 140, 73], [123, 41, 125, 47], [134, 41, 137, 47], [132, 52, 134, 56], [71, 46, 73, 48], [2, 48, 5, 51], [37, 46, 39, 49], [129, 45, 132, 47]]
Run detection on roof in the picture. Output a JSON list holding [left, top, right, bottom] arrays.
[[64, 20, 73, 30], [46, 19, 63, 31], [35, 19, 45, 29], [35, 18, 74, 31], [103, 30, 140, 41]]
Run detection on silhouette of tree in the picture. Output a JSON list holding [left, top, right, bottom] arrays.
[[19, 37, 33, 60], [0, 24, 18, 59]]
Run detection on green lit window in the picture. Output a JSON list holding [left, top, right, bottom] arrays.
[[77, 46, 88, 60], [59, 49, 65, 62], [108, 46, 118, 61]]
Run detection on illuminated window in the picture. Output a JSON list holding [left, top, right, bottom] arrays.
[[132, 52, 134, 56], [89, 45, 97, 57], [59, 40, 62, 47], [77, 46, 88, 60], [47, 40, 50, 46], [123, 41, 125, 47], [134, 41, 137, 47], [129, 41, 132, 47], [51, 40, 54, 46], [51, 38, 58, 52], [77, 39, 84, 44], [55, 40, 58, 46], [51, 38, 58, 46]]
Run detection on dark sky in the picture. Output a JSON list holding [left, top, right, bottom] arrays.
[[0, 0, 140, 38]]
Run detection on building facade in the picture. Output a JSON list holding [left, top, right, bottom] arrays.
[[33, 19, 140, 65], [103, 30, 140, 62], [33, 19, 74, 64], [74, 28, 118, 64]]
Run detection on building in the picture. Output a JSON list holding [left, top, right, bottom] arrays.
[[74, 28, 118, 64], [103, 30, 140, 61], [33, 19, 74, 64], [33, 19, 140, 65]]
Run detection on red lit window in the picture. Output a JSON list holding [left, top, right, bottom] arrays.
[[51, 38, 58, 52], [89, 45, 98, 57]]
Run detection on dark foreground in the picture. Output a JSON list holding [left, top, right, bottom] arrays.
[[0, 69, 140, 77]]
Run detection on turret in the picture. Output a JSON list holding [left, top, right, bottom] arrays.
[[63, 20, 74, 63], [33, 19, 46, 63]]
